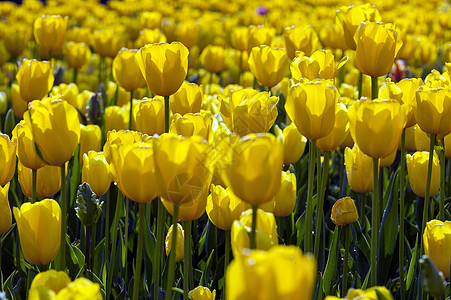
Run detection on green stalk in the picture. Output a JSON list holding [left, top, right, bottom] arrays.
[[73, 68, 78, 85], [57, 165, 66, 271], [399, 130, 406, 300], [359, 193, 366, 233], [106, 190, 123, 300], [183, 221, 192, 300], [224, 230, 230, 300], [439, 140, 445, 220], [124, 197, 129, 282], [314, 150, 330, 263], [250, 205, 258, 249], [371, 76, 378, 100], [371, 157, 380, 287], [132, 203, 146, 300], [166, 204, 180, 300], [154, 199, 165, 300], [104, 191, 110, 278], [305, 139, 317, 253], [90, 222, 97, 274], [421, 134, 436, 249], [343, 224, 351, 297], [164, 96, 170, 132], [358, 72, 363, 99], [31, 168, 37, 204], [1, 238, 3, 288], [129, 90, 134, 130]]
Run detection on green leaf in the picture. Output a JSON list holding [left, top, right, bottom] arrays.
[[322, 226, 339, 296], [406, 234, 419, 291], [295, 212, 305, 247], [144, 220, 157, 268], [200, 249, 215, 287]]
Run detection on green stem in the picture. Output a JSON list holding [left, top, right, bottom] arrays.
[[129, 90, 134, 130], [86, 226, 91, 271], [154, 199, 165, 299], [105, 191, 110, 277], [57, 165, 66, 271], [90, 222, 97, 275], [250, 205, 258, 249], [132, 203, 146, 300], [314, 150, 330, 263], [421, 134, 436, 253], [26, 268, 35, 298], [106, 190, 123, 300], [73, 68, 78, 85], [305, 139, 317, 253], [164, 96, 170, 132], [358, 72, 363, 99], [399, 130, 406, 300], [439, 139, 445, 220], [183, 221, 192, 300], [166, 204, 180, 300], [276, 217, 283, 243], [371, 76, 378, 100], [359, 193, 366, 233], [343, 225, 351, 297], [124, 197, 129, 282], [31, 168, 37, 204], [224, 230, 230, 300], [371, 157, 380, 287], [1, 238, 3, 288]]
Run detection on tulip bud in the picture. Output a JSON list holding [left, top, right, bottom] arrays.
[[406, 151, 440, 198], [105, 105, 129, 133], [4, 24, 31, 57], [0, 91, 7, 115], [200, 45, 226, 74], [165, 223, 184, 262], [30, 270, 71, 294], [33, 15, 68, 52], [0, 183, 11, 234], [189, 286, 216, 300], [344, 145, 373, 194], [170, 82, 203, 115], [423, 220, 451, 279], [113, 48, 146, 92], [82, 152, 112, 197], [330, 196, 359, 226], [273, 171, 297, 217], [275, 123, 307, 166], [75, 182, 103, 227]]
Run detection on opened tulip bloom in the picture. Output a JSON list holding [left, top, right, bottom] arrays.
[[0, 133, 16, 186], [30, 270, 71, 294], [423, 220, 451, 278], [248, 46, 289, 88], [91, 29, 123, 58], [33, 15, 68, 52], [16, 59, 54, 102], [65, 42, 90, 70], [103, 130, 146, 163], [133, 97, 165, 135]]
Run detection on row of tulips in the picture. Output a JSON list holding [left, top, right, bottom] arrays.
[[0, 0, 450, 300]]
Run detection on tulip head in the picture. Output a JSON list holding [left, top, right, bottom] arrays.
[[331, 196, 359, 226], [248, 46, 288, 88], [82, 151, 112, 197], [33, 15, 68, 52], [170, 82, 203, 115], [283, 25, 322, 60], [30, 270, 71, 294], [0, 133, 17, 186], [407, 151, 440, 198], [103, 130, 146, 163], [91, 29, 124, 58], [317, 102, 349, 152], [16, 59, 54, 102], [133, 97, 165, 135], [113, 48, 146, 92], [55, 278, 103, 299], [18, 162, 60, 198], [189, 286, 216, 300], [165, 223, 184, 262], [275, 123, 307, 166], [0, 183, 11, 234], [423, 220, 451, 278], [273, 171, 297, 217], [344, 145, 373, 194], [200, 45, 226, 74], [291, 49, 347, 81]]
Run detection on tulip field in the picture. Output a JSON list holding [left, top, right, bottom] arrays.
[[1, 0, 451, 299]]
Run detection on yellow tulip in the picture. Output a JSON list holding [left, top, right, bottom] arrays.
[[135, 28, 167, 48], [230, 27, 248, 52], [170, 82, 203, 115], [165, 223, 184, 262], [67, 27, 91, 45], [13, 199, 61, 265], [0, 133, 16, 186], [18, 162, 60, 198], [248, 46, 288, 88], [423, 220, 451, 278], [0, 183, 11, 234], [91, 29, 124, 58], [283, 25, 322, 60], [206, 184, 246, 231], [291, 49, 347, 81], [103, 130, 146, 164], [189, 286, 216, 300], [170, 113, 213, 142], [13, 120, 45, 169], [4, 24, 31, 57], [33, 15, 68, 52], [220, 90, 278, 136], [153, 134, 213, 206], [354, 22, 402, 77], [30, 270, 71, 294], [221, 134, 283, 205], [135, 42, 189, 96], [24, 98, 80, 166], [286, 80, 338, 141], [320, 23, 348, 51], [275, 123, 307, 166], [133, 97, 164, 135], [79, 124, 101, 161], [16, 59, 54, 102], [317, 102, 349, 152], [344, 145, 373, 194], [65, 42, 90, 70], [107, 82, 131, 107], [51, 83, 79, 108], [200, 45, 226, 74], [348, 99, 407, 159], [176, 21, 199, 49], [414, 86, 451, 139], [113, 48, 146, 92], [248, 25, 276, 50], [226, 245, 316, 300], [395, 78, 424, 128], [273, 171, 296, 217], [326, 286, 394, 300], [82, 151, 112, 197], [330, 196, 359, 226], [55, 278, 102, 300], [407, 151, 440, 198], [379, 148, 397, 168], [104, 105, 129, 133], [11, 83, 28, 119], [110, 142, 157, 203], [161, 187, 208, 222], [413, 125, 430, 152]]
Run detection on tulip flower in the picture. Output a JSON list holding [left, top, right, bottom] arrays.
[[317, 102, 349, 152], [67, 27, 91, 45], [325, 286, 394, 300], [104, 105, 129, 133], [11, 83, 29, 119], [170, 113, 213, 142], [354, 22, 402, 78], [113, 48, 146, 92], [423, 220, 451, 278], [13, 199, 61, 265], [291, 49, 347, 81], [176, 21, 199, 49], [91, 29, 124, 58], [331, 197, 359, 226], [18, 162, 60, 198], [30, 270, 71, 294], [380, 148, 397, 168], [33, 15, 68, 52], [394, 78, 424, 128], [24, 97, 80, 166], [135, 28, 167, 48], [248, 46, 288, 88], [79, 124, 101, 161], [286, 80, 338, 141], [407, 151, 440, 198], [230, 27, 248, 52], [16, 59, 54, 102], [133, 97, 164, 135], [103, 130, 146, 163], [162, 187, 208, 222], [248, 25, 276, 50], [82, 151, 112, 197], [135, 42, 189, 96], [283, 25, 322, 60], [200, 45, 226, 74], [51, 83, 79, 108], [206, 184, 246, 231], [4, 24, 31, 57], [0, 183, 11, 234], [272, 171, 297, 217], [0, 133, 17, 186], [165, 223, 184, 262], [220, 89, 278, 136], [275, 123, 307, 166], [344, 145, 373, 194], [226, 245, 316, 300], [65, 42, 90, 70], [170, 82, 203, 115], [189, 286, 216, 300], [54, 278, 103, 299], [13, 119, 46, 170]]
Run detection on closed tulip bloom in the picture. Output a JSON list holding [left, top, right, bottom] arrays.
[[13, 120, 45, 169], [248, 46, 288, 88], [18, 162, 60, 198], [13, 199, 61, 265], [67, 27, 91, 44], [273, 171, 296, 217], [248, 25, 276, 50], [189, 286, 216, 300], [0, 183, 11, 234], [104, 105, 129, 133], [4, 25, 31, 57], [414, 86, 451, 139], [413, 125, 430, 151], [103, 130, 146, 164], [55, 278, 102, 300], [135, 28, 167, 48], [91, 30, 124, 58], [317, 102, 349, 152], [170, 113, 213, 142], [348, 99, 407, 158], [16, 59, 54, 102], [220, 90, 278, 136], [110, 142, 157, 203], [206, 184, 246, 231], [176, 21, 199, 49], [395, 78, 424, 128], [231, 208, 278, 257], [291, 49, 347, 81], [345, 145, 373, 194], [221, 134, 283, 205], [230, 27, 248, 51], [112, 48, 146, 92], [379, 148, 397, 168], [11, 83, 29, 119], [326, 287, 394, 300], [153, 134, 213, 205], [0, 133, 17, 186], [51, 83, 79, 108], [82, 151, 112, 197], [275, 123, 307, 166], [226, 245, 316, 300], [24, 98, 80, 166], [79, 124, 101, 160], [30, 270, 70, 294], [200, 45, 226, 73], [354, 22, 402, 77], [286, 80, 338, 141], [34, 15, 68, 52], [331, 196, 359, 226], [423, 220, 451, 278], [162, 187, 208, 221], [133, 97, 164, 135], [65, 42, 90, 69], [407, 151, 440, 198], [165, 223, 184, 262], [135, 42, 189, 96], [283, 25, 322, 60], [170, 82, 203, 115]]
